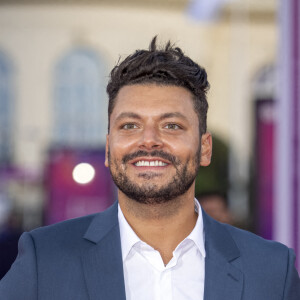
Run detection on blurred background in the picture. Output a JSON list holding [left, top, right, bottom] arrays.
[[0, 0, 299, 277]]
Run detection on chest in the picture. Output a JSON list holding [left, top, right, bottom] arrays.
[[123, 246, 205, 300]]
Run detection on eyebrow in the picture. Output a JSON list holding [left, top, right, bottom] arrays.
[[158, 112, 189, 121], [114, 112, 142, 123], [114, 111, 188, 122]]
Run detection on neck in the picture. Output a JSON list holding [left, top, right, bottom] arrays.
[[118, 186, 198, 264]]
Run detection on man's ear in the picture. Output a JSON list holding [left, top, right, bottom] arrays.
[[200, 133, 212, 166], [105, 135, 109, 167]]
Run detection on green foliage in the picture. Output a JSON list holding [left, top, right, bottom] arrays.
[[195, 135, 229, 197]]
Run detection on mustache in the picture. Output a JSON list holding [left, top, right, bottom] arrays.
[[122, 150, 178, 165]]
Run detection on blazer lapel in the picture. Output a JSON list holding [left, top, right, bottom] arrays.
[[80, 202, 244, 300], [81, 202, 126, 300], [203, 210, 244, 300]]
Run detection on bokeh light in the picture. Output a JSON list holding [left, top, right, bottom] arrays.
[[72, 163, 95, 184]]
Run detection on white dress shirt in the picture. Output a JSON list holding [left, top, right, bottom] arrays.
[[118, 199, 206, 300]]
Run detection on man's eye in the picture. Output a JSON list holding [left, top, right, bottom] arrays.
[[165, 124, 180, 130], [122, 124, 138, 129]]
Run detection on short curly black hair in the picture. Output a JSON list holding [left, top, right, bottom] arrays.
[[106, 36, 210, 136]]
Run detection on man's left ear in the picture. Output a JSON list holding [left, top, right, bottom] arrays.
[[200, 133, 212, 167]]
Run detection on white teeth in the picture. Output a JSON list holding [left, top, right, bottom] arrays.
[[134, 160, 167, 167]]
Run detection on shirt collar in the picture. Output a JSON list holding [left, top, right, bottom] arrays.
[[118, 204, 140, 262], [186, 199, 206, 258], [118, 198, 206, 262]]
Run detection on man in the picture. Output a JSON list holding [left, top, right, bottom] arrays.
[[1, 37, 299, 299]]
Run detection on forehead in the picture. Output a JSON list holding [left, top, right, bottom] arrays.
[[111, 84, 197, 120]]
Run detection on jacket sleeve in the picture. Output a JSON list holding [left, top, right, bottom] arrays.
[[283, 248, 300, 299], [0, 232, 38, 300]]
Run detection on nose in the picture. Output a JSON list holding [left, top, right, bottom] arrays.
[[138, 126, 163, 150]]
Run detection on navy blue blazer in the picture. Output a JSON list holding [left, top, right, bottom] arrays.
[[0, 201, 299, 299]]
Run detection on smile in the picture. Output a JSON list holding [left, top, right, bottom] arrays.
[[134, 160, 168, 167]]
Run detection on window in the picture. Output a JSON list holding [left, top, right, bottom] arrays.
[[53, 48, 107, 147], [0, 51, 13, 165]]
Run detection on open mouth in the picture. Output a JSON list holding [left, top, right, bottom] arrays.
[[134, 160, 168, 167]]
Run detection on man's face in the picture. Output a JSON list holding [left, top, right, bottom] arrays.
[[105, 84, 212, 204]]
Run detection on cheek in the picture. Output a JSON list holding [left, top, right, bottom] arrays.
[[110, 141, 134, 156], [167, 135, 200, 156], [108, 136, 138, 162]]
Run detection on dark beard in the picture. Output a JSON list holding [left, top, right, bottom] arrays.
[[108, 148, 201, 205]]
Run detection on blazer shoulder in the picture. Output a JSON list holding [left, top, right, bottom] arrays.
[[222, 222, 295, 278], [31, 213, 97, 239], [28, 201, 118, 255], [222, 223, 300, 298], [30, 201, 118, 241]]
